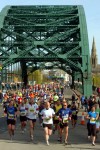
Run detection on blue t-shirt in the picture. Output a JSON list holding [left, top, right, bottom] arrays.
[[88, 111, 98, 124], [81, 96, 85, 103], [5, 106, 17, 120], [58, 108, 72, 123]]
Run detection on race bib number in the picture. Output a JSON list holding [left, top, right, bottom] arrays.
[[29, 109, 34, 113], [55, 116, 59, 120], [44, 117, 50, 122], [63, 115, 68, 123], [90, 118, 96, 124], [72, 111, 76, 115], [8, 114, 14, 119], [21, 111, 26, 116]]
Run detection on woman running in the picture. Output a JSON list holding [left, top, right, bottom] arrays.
[[71, 102, 78, 128], [4, 99, 17, 140], [86, 105, 99, 146]]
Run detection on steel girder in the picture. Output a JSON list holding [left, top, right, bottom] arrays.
[[0, 5, 92, 96]]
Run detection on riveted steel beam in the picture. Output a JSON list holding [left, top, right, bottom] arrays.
[[0, 5, 92, 96]]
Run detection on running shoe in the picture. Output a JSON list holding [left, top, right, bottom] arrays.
[[46, 140, 49, 146], [92, 142, 95, 146], [88, 136, 90, 139], [31, 135, 33, 141], [64, 139, 68, 145]]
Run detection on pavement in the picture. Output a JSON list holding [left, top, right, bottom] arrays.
[[0, 88, 100, 150]]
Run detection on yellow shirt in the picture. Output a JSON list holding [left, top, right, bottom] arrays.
[[55, 104, 62, 113], [54, 104, 62, 120]]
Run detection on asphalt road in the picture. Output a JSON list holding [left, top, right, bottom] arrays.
[[0, 88, 99, 150]]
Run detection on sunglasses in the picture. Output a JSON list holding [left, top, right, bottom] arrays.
[[63, 105, 67, 106]]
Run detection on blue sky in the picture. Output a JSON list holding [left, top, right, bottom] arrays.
[[0, 0, 100, 63]]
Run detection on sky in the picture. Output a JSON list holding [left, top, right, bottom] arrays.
[[0, 0, 100, 63]]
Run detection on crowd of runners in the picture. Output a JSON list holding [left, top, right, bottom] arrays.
[[0, 82, 100, 146]]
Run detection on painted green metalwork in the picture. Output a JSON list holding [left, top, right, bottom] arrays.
[[0, 5, 92, 96]]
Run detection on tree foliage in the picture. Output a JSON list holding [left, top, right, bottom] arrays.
[[92, 74, 100, 87]]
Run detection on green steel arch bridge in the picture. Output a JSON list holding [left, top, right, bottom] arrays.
[[0, 5, 92, 97]]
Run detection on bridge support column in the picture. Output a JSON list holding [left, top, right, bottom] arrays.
[[20, 62, 28, 88], [82, 77, 92, 98], [72, 73, 75, 89]]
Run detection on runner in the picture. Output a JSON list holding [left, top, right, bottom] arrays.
[[19, 100, 27, 133], [80, 95, 85, 109], [76, 95, 80, 109], [95, 104, 100, 138], [40, 101, 55, 145], [53, 100, 62, 140], [26, 98, 38, 141], [38, 101, 44, 126], [71, 102, 78, 128], [57, 101, 72, 144], [86, 116, 91, 139], [86, 105, 99, 146], [4, 99, 17, 140]]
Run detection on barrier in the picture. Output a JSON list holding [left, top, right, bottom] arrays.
[[80, 112, 85, 125]]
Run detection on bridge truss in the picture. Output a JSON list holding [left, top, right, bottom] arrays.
[[0, 5, 92, 96]]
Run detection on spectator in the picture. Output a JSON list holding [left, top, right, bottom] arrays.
[[81, 95, 85, 109], [84, 96, 88, 112], [97, 95, 100, 108], [0, 90, 3, 104], [72, 93, 76, 102], [97, 87, 100, 96]]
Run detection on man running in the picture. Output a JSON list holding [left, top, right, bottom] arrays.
[[71, 102, 78, 128], [40, 101, 55, 145], [26, 98, 39, 141], [57, 101, 72, 144], [53, 100, 62, 140]]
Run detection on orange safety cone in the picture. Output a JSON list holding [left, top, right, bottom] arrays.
[[80, 112, 85, 125]]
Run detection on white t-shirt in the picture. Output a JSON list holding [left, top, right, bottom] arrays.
[[40, 108, 55, 124], [27, 103, 38, 119], [20, 105, 27, 116]]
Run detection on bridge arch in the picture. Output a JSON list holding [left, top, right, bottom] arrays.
[[0, 5, 92, 97]]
